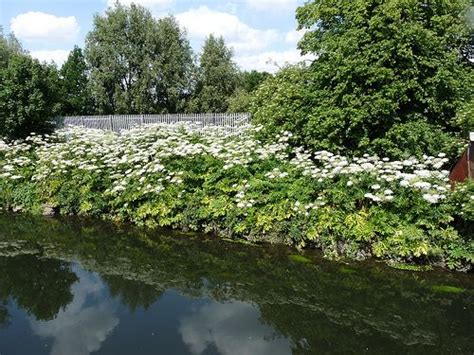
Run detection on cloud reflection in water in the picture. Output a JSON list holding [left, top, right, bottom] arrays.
[[180, 300, 292, 355], [30, 266, 119, 355]]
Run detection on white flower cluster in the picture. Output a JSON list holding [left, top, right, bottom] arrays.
[[0, 124, 469, 210], [264, 168, 289, 180], [234, 180, 255, 208]]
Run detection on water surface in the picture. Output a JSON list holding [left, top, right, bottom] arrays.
[[0, 214, 472, 354]]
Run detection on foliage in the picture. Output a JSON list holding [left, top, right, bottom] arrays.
[[85, 3, 194, 114], [153, 16, 196, 113], [190, 35, 239, 113], [228, 70, 272, 113], [0, 53, 62, 140], [0, 124, 472, 270], [60, 46, 94, 115], [0, 27, 25, 68], [227, 88, 253, 113], [251, 64, 316, 142], [237, 70, 272, 93], [253, 0, 474, 160]]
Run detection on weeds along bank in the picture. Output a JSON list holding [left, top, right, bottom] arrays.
[[0, 124, 473, 270]]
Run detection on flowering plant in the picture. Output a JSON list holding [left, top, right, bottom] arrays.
[[0, 123, 472, 270]]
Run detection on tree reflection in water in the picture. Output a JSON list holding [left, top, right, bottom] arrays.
[[0, 255, 77, 323], [0, 214, 472, 354]]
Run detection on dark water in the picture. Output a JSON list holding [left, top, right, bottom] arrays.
[[0, 215, 472, 355]]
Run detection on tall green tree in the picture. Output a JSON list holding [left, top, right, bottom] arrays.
[[60, 46, 94, 115], [153, 16, 195, 113], [0, 31, 62, 140], [85, 3, 194, 114], [192, 35, 238, 113], [254, 0, 474, 158]]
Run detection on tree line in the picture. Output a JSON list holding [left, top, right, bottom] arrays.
[[0, 2, 269, 139], [1, 0, 473, 161]]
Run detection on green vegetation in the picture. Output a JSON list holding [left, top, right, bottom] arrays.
[[431, 285, 465, 293], [0, 30, 62, 140], [0, 1, 473, 273], [252, 0, 474, 159], [60, 46, 94, 115], [85, 5, 194, 114], [189, 34, 239, 113], [0, 4, 263, 140], [0, 125, 473, 270], [288, 254, 312, 263], [387, 262, 433, 272]]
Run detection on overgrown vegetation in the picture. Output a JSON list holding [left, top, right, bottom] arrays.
[[0, 1, 473, 273], [0, 3, 267, 140], [252, 0, 474, 159], [0, 32, 62, 139], [0, 125, 472, 270]]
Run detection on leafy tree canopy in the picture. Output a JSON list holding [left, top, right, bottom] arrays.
[[253, 0, 474, 159], [237, 70, 272, 93], [85, 3, 194, 114], [191, 34, 239, 113], [0, 31, 62, 140], [60, 46, 94, 115]]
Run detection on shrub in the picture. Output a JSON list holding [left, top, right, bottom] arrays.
[[0, 124, 472, 270], [0, 54, 61, 140]]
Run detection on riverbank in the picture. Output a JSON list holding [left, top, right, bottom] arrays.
[[0, 124, 473, 270]]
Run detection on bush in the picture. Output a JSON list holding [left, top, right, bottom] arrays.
[[0, 124, 473, 270], [0, 54, 61, 140]]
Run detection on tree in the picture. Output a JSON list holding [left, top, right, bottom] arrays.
[[153, 16, 195, 113], [60, 46, 94, 115], [228, 70, 272, 113], [251, 65, 316, 138], [227, 89, 253, 113], [237, 70, 272, 93], [85, 3, 194, 114], [0, 31, 62, 140], [255, 0, 474, 158], [0, 27, 25, 68], [192, 35, 238, 113]]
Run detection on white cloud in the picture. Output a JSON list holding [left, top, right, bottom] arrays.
[[30, 49, 70, 66], [180, 301, 292, 355], [176, 6, 278, 52], [10, 12, 80, 42], [285, 29, 305, 45], [235, 49, 315, 72], [30, 268, 119, 355], [246, 0, 299, 12]]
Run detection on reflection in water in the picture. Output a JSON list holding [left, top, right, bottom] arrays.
[[0, 214, 472, 354], [0, 255, 77, 323], [180, 301, 292, 355], [30, 267, 119, 355]]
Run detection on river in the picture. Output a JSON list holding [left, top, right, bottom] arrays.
[[0, 214, 472, 354]]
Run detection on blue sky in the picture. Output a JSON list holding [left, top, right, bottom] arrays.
[[0, 0, 311, 72]]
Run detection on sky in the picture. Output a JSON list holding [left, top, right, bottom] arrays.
[[0, 0, 312, 72]]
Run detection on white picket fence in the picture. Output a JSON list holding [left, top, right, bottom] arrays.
[[57, 113, 251, 133]]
